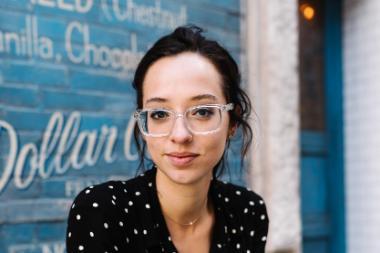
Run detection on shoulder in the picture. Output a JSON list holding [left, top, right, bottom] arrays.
[[71, 174, 148, 209], [69, 181, 120, 215], [70, 170, 154, 212], [212, 180, 269, 223], [212, 180, 265, 206]]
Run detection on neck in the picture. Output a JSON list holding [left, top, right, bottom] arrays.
[[155, 169, 212, 230]]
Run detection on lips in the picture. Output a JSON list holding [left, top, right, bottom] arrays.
[[165, 152, 199, 167]]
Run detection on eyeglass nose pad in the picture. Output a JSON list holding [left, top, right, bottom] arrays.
[[169, 114, 193, 140]]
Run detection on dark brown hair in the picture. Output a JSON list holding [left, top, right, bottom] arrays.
[[132, 25, 252, 178]]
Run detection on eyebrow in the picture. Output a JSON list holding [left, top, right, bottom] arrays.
[[145, 97, 167, 104], [191, 94, 218, 102], [145, 94, 218, 105]]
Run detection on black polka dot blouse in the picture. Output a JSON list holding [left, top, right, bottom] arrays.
[[66, 167, 269, 253]]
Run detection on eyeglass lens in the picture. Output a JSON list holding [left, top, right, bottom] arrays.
[[139, 106, 222, 135]]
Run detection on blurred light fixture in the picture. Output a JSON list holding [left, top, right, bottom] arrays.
[[300, 3, 315, 21]]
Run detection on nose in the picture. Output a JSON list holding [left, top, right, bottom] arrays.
[[169, 115, 193, 143]]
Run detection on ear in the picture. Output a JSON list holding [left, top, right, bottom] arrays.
[[228, 123, 238, 138]]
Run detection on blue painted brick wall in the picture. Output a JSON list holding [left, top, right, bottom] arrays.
[[0, 0, 243, 252]]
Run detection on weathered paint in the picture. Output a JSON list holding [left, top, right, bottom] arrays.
[[0, 0, 243, 252]]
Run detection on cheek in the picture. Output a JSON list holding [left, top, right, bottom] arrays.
[[204, 128, 229, 158], [209, 139, 226, 158], [145, 138, 162, 158]]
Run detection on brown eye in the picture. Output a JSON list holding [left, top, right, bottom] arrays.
[[150, 110, 170, 120], [191, 108, 215, 118]]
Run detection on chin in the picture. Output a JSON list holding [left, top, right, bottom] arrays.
[[162, 165, 212, 185]]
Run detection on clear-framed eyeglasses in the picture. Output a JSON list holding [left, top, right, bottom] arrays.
[[134, 103, 234, 137]]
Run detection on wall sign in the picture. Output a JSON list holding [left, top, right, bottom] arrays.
[[0, 0, 242, 251]]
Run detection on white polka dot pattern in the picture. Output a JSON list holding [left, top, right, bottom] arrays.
[[66, 167, 269, 253]]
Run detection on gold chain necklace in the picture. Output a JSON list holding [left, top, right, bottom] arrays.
[[157, 190, 208, 226]]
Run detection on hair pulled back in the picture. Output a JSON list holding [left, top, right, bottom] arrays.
[[132, 25, 253, 178]]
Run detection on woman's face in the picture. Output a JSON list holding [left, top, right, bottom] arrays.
[[142, 52, 230, 185]]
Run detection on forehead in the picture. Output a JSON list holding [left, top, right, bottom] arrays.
[[142, 52, 226, 106]]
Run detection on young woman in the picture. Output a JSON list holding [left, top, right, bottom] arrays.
[[66, 26, 269, 253]]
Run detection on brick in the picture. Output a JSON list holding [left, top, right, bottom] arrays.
[[2, 110, 51, 131], [0, 174, 43, 199], [41, 90, 105, 112], [0, 199, 71, 223], [187, 5, 240, 31], [0, 9, 29, 31], [0, 0, 31, 11], [2, 62, 67, 87], [69, 68, 134, 93], [36, 222, 67, 241], [176, 0, 240, 13], [0, 86, 39, 108], [34, 15, 69, 42], [0, 223, 36, 242]]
